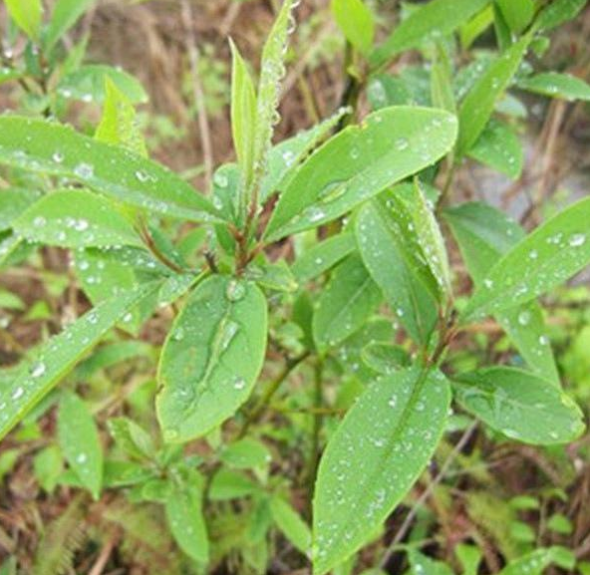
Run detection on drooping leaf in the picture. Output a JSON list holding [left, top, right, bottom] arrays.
[[157, 275, 268, 442], [270, 496, 312, 556], [0, 189, 41, 231], [467, 119, 523, 179], [166, 484, 209, 564], [45, 0, 96, 51], [312, 367, 450, 575], [0, 283, 159, 440], [265, 107, 458, 241], [14, 189, 143, 248], [5, 0, 43, 40], [292, 233, 356, 283], [370, 0, 490, 67], [57, 64, 148, 105], [230, 39, 257, 199], [312, 253, 382, 351], [457, 35, 530, 157], [95, 78, 147, 156], [0, 116, 220, 223], [58, 392, 103, 499], [332, 0, 375, 55], [444, 202, 558, 383], [518, 72, 590, 101], [453, 367, 584, 445], [355, 191, 440, 344], [463, 197, 590, 319]]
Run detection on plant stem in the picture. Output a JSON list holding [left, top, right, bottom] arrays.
[[305, 357, 324, 513]]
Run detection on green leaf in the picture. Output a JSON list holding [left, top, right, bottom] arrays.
[[209, 468, 259, 500], [5, 0, 43, 40], [260, 106, 349, 204], [431, 43, 456, 113], [265, 107, 458, 241], [361, 342, 410, 374], [534, 0, 587, 31], [332, 0, 375, 55], [270, 496, 312, 555], [166, 484, 209, 564], [467, 119, 523, 179], [312, 367, 450, 575], [355, 191, 439, 344], [0, 67, 24, 86], [312, 253, 382, 351], [252, 0, 298, 198], [496, 0, 534, 33], [463, 197, 590, 319], [157, 275, 268, 442], [518, 72, 590, 101], [0, 282, 159, 441], [244, 260, 298, 293], [457, 35, 530, 157], [95, 78, 147, 156], [0, 189, 41, 231], [370, 0, 490, 67], [221, 438, 271, 470], [408, 550, 454, 575], [57, 64, 148, 105], [58, 392, 103, 499], [453, 367, 584, 445], [107, 417, 155, 461], [455, 544, 482, 575], [0, 116, 220, 223], [230, 39, 257, 199], [45, 0, 96, 51], [292, 233, 356, 283], [13, 189, 143, 248], [498, 548, 570, 575], [444, 202, 558, 382]]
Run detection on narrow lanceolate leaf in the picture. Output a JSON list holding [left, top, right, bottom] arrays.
[[518, 72, 590, 102], [370, 0, 490, 67], [457, 35, 529, 157], [467, 120, 523, 179], [166, 485, 209, 563], [355, 193, 439, 344], [312, 367, 451, 575], [45, 0, 95, 51], [444, 202, 558, 383], [0, 116, 220, 223], [292, 233, 356, 283], [270, 496, 312, 556], [312, 254, 382, 351], [496, 0, 534, 33], [95, 79, 147, 156], [453, 368, 584, 445], [230, 40, 257, 195], [265, 107, 458, 241], [0, 283, 158, 441], [332, 0, 375, 55], [14, 190, 143, 249], [463, 197, 590, 319], [157, 275, 268, 443], [498, 548, 569, 575], [534, 0, 587, 32], [5, 0, 43, 40], [252, 0, 298, 193], [260, 106, 350, 204], [58, 392, 103, 500]]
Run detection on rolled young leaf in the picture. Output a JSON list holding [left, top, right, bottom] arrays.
[[453, 367, 584, 445], [312, 366, 450, 575], [463, 197, 590, 319], [0, 282, 160, 441], [265, 106, 458, 241], [157, 275, 268, 443], [0, 116, 220, 223]]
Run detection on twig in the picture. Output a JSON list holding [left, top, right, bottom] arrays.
[[379, 421, 479, 569], [180, 0, 214, 190]]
